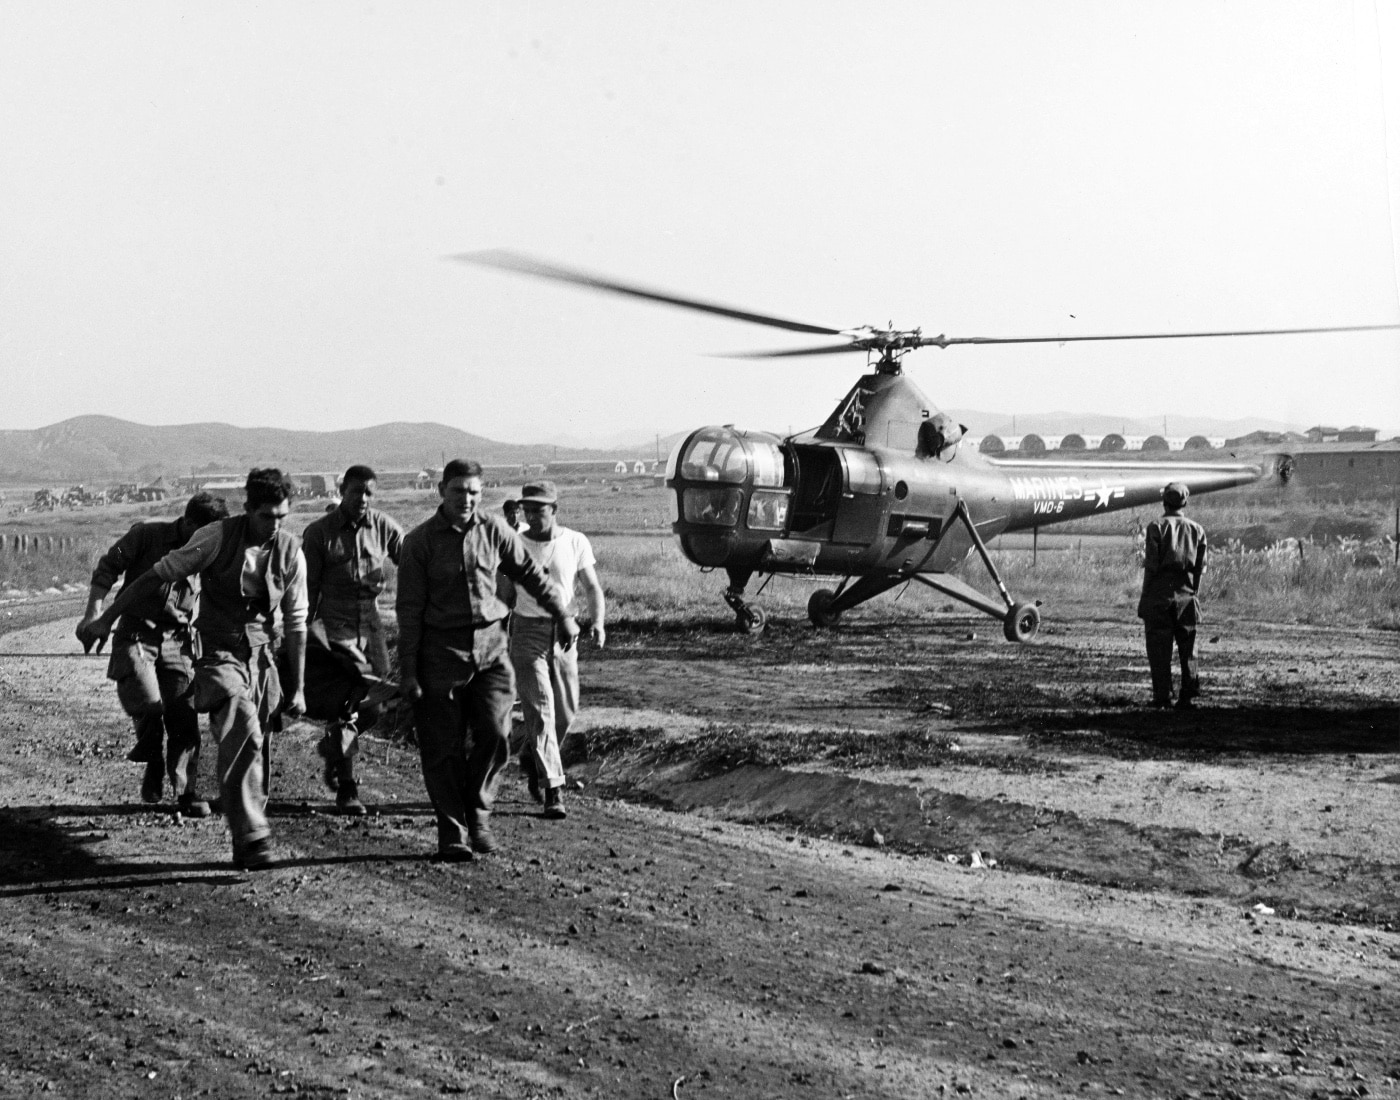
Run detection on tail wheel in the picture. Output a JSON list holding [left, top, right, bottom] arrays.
[[808, 588, 843, 629], [737, 605, 768, 635], [1003, 601, 1040, 643]]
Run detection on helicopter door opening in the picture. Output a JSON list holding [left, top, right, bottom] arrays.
[[786, 445, 842, 536], [832, 447, 885, 544]]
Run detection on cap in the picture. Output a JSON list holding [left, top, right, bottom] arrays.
[[1163, 481, 1189, 508], [519, 480, 559, 506]]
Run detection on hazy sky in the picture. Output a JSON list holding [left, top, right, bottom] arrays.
[[3, 2, 1399, 444]]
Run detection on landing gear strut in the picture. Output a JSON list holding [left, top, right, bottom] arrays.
[[723, 568, 767, 634], [803, 500, 1043, 643]]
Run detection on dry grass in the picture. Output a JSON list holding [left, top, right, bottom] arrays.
[[3, 479, 1395, 630]]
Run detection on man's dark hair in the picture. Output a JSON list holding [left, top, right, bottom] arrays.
[[343, 464, 377, 486], [245, 468, 295, 509], [441, 458, 482, 483], [184, 492, 229, 528]]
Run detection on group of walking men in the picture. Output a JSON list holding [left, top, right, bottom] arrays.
[[77, 460, 603, 870]]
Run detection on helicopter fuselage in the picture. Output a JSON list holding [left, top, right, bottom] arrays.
[[664, 372, 1261, 586]]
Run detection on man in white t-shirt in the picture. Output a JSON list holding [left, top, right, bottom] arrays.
[[507, 481, 605, 819]]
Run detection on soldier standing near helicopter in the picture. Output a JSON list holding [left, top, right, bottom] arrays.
[[1137, 481, 1207, 709]]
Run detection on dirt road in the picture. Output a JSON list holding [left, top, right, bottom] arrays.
[[2, 600, 1397, 1098]]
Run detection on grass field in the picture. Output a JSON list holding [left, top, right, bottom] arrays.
[[2, 477, 1396, 630]]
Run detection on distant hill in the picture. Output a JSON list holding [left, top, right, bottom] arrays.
[[3, 413, 1390, 485], [0, 416, 650, 484]]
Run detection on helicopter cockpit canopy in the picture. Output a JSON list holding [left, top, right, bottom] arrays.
[[667, 426, 787, 533], [671, 425, 783, 486]]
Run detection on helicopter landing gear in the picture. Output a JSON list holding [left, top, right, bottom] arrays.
[[722, 569, 769, 634], [723, 586, 767, 634], [901, 500, 1043, 644], [807, 588, 842, 629], [1002, 601, 1040, 643], [738, 604, 768, 634], [804, 574, 904, 629]]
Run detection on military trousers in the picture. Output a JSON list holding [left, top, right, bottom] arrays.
[[509, 615, 578, 790], [1142, 592, 1200, 705], [108, 631, 201, 798], [411, 622, 515, 848], [310, 610, 391, 780], [191, 639, 281, 848]]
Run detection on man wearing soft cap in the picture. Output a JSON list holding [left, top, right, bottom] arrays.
[[1136, 481, 1207, 710], [506, 480, 605, 820]]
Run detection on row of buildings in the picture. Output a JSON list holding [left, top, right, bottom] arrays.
[[973, 424, 1383, 455], [972, 432, 1225, 454]]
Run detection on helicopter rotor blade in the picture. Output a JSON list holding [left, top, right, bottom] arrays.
[[721, 343, 869, 359], [451, 249, 846, 337], [919, 322, 1400, 349]]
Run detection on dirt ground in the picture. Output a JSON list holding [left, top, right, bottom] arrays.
[[1, 595, 1397, 1099]]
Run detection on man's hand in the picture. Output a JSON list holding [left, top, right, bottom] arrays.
[[282, 689, 306, 721], [400, 675, 423, 702], [589, 622, 606, 648], [557, 615, 581, 651], [75, 613, 112, 654]]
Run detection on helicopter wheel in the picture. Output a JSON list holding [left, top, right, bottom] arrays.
[[736, 605, 768, 635], [808, 588, 843, 629], [1002, 601, 1040, 643]]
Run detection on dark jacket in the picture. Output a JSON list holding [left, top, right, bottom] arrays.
[[91, 519, 197, 638], [1137, 511, 1207, 619], [396, 508, 568, 676]]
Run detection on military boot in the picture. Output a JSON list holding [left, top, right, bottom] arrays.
[[336, 766, 367, 816], [140, 760, 164, 804], [315, 734, 339, 792]]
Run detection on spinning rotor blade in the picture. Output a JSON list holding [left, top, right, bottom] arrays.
[[921, 322, 1400, 349], [724, 343, 867, 359], [732, 320, 1400, 359], [452, 249, 845, 337]]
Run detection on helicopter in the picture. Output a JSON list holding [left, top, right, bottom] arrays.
[[456, 250, 1399, 640]]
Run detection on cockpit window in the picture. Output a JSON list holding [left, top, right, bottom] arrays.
[[749, 441, 784, 487], [679, 427, 749, 483]]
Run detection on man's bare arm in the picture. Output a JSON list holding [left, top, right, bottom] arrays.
[[578, 563, 606, 647]]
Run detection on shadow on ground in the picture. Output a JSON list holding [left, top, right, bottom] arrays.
[[0, 803, 439, 894], [1030, 703, 1398, 758], [577, 752, 1400, 929]]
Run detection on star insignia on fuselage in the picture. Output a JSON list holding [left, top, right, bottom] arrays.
[[1092, 481, 1125, 508]]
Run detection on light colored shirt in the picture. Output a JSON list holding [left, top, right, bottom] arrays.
[[515, 526, 596, 619], [154, 521, 309, 633]]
